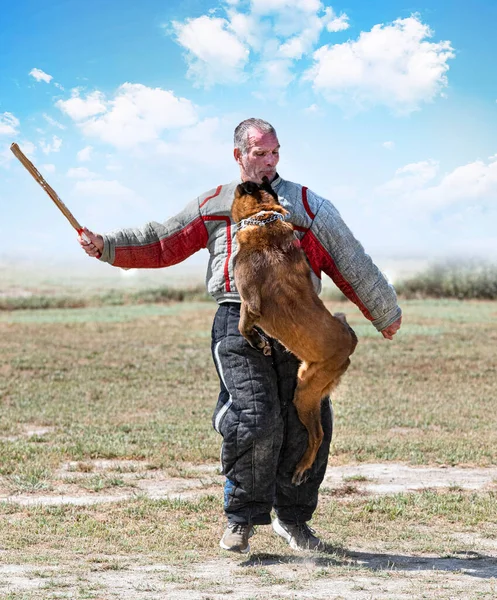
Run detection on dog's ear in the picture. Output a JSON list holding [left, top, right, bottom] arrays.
[[240, 181, 260, 196], [260, 176, 278, 201]]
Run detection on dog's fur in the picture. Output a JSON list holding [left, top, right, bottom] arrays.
[[232, 178, 357, 485]]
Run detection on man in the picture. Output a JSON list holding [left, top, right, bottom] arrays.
[[79, 117, 402, 554]]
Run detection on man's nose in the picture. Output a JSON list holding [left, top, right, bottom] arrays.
[[266, 154, 277, 166]]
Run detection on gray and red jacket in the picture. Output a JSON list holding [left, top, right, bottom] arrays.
[[99, 175, 401, 332]]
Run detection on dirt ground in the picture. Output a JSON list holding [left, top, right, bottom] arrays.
[[2, 462, 497, 599]]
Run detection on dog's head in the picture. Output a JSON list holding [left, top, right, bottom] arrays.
[[232, 176, 288, 223]]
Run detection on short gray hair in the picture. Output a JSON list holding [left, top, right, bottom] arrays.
[[234, 118, 277, 155]]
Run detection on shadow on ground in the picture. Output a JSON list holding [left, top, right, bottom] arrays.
[[242, 546, 497, 579]]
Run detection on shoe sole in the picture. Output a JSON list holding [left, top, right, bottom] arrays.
[[219, 526, 254, 554], [219, 540, 250, 553], [272, 518, 297, 549], [272, 519, 320, 552]]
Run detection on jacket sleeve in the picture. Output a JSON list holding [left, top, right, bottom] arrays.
[[98, 197, 208, 269], [301, 195, 402, 332]]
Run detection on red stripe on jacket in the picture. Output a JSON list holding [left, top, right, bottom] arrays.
[[300, 230, 373, 321], [302, 186, 315, 219], [203, 215, 232, 292], [200, 186, 231, 292], [113, 216, 208, 269], [199, 185, 222, 208]]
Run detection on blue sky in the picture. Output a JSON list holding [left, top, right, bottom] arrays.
[[1, 0, 497, 275]]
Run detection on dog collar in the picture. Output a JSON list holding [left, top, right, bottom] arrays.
[[238, 210, 286, 231]]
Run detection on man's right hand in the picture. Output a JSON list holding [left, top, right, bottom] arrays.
[[78, 227, 104, 258]]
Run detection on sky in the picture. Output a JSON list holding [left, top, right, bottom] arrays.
[[1, 0, 497, 276]]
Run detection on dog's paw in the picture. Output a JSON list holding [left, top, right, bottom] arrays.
[[253, 329, 272, 356], [257, 338, 272, 356], [292, 467, 310, 487]]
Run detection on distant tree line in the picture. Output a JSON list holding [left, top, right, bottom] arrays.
[[395, 260, 497, 300]]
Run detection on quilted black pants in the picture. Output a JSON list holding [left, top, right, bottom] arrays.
[[211, 302, 333, 525]]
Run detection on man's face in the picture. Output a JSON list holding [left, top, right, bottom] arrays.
[[234, 128, 280, 184]]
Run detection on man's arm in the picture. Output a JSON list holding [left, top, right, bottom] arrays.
[[78, 197, 208, 269], [301, 193, 402, 338]]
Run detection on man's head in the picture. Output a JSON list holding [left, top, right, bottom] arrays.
[[234, 118, 280, 184]]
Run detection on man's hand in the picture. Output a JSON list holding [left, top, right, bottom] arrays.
[[381, 316, 402, 340], [78, 227, 104, 258]]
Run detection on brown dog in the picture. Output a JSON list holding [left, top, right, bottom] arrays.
[[232, 177, 357, 485]]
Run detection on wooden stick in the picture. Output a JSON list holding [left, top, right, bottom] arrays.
[[10, 142, 83, 232]]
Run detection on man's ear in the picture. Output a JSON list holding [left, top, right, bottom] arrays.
[[234, 148, 242, 165]]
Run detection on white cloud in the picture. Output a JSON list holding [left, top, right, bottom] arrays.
[[305, 15, 454, 113], [326, 13, 349, 32], [171, 1, 350, 91], [417, 159, 497, 211], [18, 140, 36, 157], [276, 6, 349, 61], [155, 117, 232, 167], [67, 167, 97, 179], [304, 103, 321, 114], [376, 156, 497, 216], [29, 68, 53, 83], [382, 141, 395, 150], [227, 9, 263, 51], [0, 112, 20, 136], [172, 16, 249, 87], [56, 89, 107, 121], [278, 11, 330, 60], [105, 162, 123, 172], [75, 83, 198, 148], [73, 178, 137, 197], [40, 135, 62, 154], [257, 59, 294, 89], [40, 164, 56, 174], [379, 160, 439, 195], [250, 0, 322, 15], [1, 139, 35, 168], [73, 179, 144, 216], [77, 146, 93, 162], [71, 178, 147, 224], [43, 113, 66, 130]]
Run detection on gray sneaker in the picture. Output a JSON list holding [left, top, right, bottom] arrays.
[[272, 518, 323, 551], [219, 522, 255, 553]]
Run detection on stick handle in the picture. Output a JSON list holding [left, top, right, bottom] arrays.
[[10, 142, 83, 231], [77, 228, 101, 259], [10, 142, 101, 259]]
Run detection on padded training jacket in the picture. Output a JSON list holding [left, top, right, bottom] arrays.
[[98, 174, 402, 331]]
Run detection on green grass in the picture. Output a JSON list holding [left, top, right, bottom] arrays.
[[1, 489, 496, 563], [0, 298, 496, 597], [1, 299, 496, 477], [0, 286, 209, 311]]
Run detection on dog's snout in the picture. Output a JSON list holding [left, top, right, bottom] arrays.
[[240, 181, 260, 196]]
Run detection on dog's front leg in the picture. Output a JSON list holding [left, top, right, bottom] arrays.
[[239, 302, 271, 356]]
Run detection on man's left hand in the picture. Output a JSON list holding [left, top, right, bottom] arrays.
[[381, 316, 402, 340]]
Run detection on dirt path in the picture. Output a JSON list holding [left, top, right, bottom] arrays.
[[2, 461, 497, 506], [2, 462, 497, 599], [1, 550, 496, 599]]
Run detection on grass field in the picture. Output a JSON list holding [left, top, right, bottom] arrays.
[[1, 298, 497, 598]]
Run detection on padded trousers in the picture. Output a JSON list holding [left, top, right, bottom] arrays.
[[211, 302, 333, 525]]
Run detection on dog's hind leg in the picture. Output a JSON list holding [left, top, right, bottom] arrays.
[[239, 300, 271, 356], [292, 359, 351, 485]]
